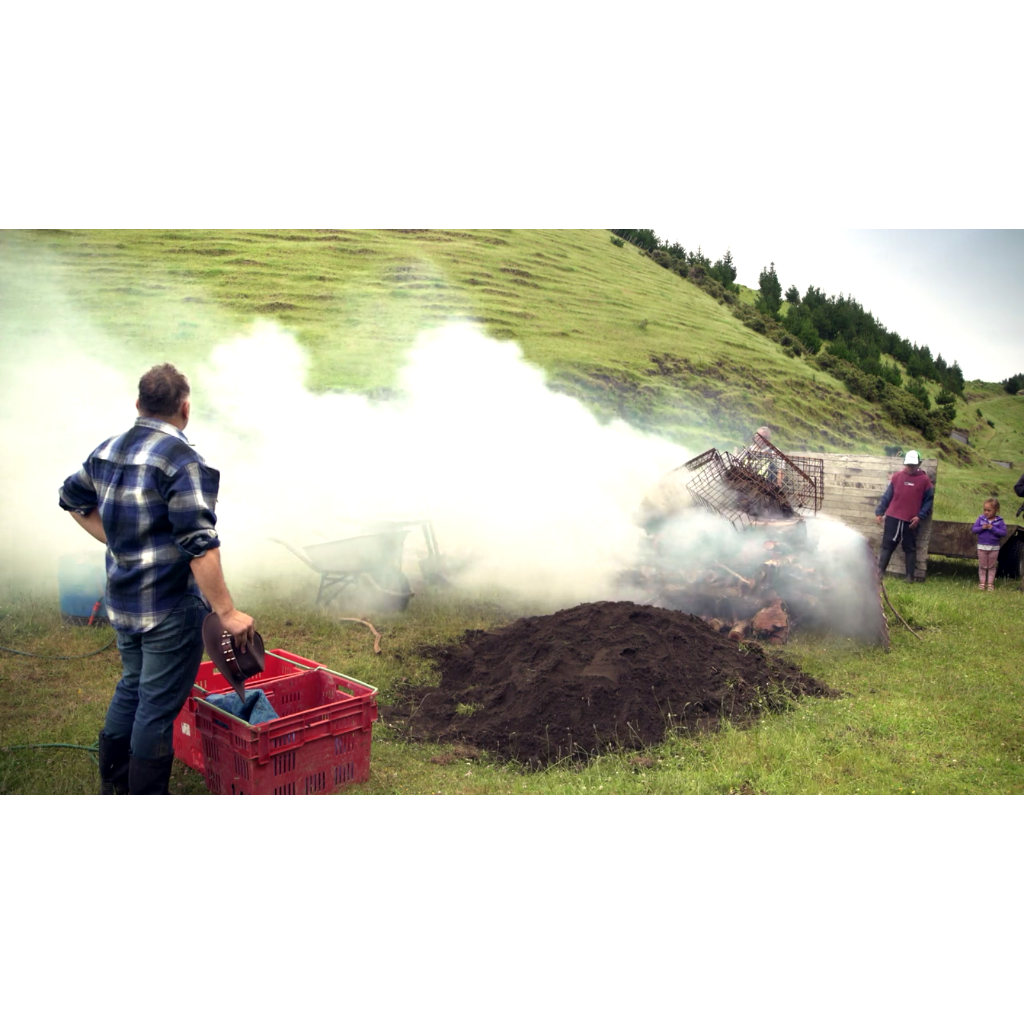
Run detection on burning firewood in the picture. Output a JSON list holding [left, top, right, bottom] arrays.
[[716, 563, 754, 586], [752, 598, 789, 645], [728, 619, 751, 641], [623, 435, 886, 647]]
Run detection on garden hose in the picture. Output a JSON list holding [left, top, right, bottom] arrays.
[[0, 634, 117, 659], [0, 742, 100, 767], [0, 634, 114, 770]]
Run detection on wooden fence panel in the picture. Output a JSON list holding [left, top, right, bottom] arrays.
[[790, 453, 938, 580]]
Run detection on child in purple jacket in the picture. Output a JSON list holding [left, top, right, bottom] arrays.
[[971, 498, 1007, 591]]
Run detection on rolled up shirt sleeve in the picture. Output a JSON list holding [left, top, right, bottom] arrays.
[[165, 461, 221, 558], [58, 464, 98, 514]]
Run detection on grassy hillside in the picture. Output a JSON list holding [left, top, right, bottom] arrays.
[[4, 228, 1023, 518], [3, 228, 1008, 468]]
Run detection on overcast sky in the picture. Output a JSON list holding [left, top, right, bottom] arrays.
[[651, 227, 1022, 385]]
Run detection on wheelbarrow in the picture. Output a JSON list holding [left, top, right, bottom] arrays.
[[271, 530, 414, 611], [358, 518, 451, 586]]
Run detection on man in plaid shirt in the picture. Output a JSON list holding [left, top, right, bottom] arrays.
[[59, 363, 254, 795]]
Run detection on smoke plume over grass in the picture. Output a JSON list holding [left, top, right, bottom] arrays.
[[0, 288, 691, 606], [190, 320, 693, 603]]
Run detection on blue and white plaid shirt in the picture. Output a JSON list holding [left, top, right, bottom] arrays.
[[59, 417, 220, 633]]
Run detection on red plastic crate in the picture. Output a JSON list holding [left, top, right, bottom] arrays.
[[173, 649, 321, 773], [194, 668, 378, 795]]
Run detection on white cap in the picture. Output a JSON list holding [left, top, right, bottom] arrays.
[[904, 450, 921, 465]]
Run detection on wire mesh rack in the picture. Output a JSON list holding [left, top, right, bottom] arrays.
[[733, 433, 824, 513], [681, 449, 734, 522], [683, 436, 824, 527]]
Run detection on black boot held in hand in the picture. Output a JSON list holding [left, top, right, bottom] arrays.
[[128, 754, 175, 795], [98, 730, 131, 795]]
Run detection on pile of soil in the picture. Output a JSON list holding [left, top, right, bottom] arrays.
[[387, 601, 834, 766]]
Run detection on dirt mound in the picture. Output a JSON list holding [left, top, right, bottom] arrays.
[[388, 601, 834, 765]]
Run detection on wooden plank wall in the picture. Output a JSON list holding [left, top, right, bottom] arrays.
[[789, 453, 939, 580], [930, 521, 1020, 560]]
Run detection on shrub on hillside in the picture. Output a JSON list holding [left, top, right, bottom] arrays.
[[906, 378, 931, 410], [734, 302, 784, 340], [816, 352, 935, 440], [612, 229, 660, 251], [783, 303, 822, 354], [1002, 372, 1024, 394], [929, 409, 950, 438], [610, 235, 625, 247], [880, 384, 933, 439], [756, 262, 783, 319]]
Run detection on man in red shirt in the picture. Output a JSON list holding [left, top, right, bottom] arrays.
[[874, 450, 935, 582]]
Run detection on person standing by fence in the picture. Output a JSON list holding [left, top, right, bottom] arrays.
[[875, 450, 934, 583]]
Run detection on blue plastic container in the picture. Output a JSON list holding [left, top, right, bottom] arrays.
[[58, 553, 108, 625]]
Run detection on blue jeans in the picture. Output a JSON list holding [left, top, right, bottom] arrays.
[[104, 594, 207, 760]]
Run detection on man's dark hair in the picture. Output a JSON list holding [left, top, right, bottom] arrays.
[[138, 363, 190, 417]]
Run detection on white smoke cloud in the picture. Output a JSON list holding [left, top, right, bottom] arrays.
[[192, 320, 689, 603]]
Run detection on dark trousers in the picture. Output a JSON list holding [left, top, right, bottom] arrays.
[[878, 515, 918, 579], [103, 594, 206, 760]]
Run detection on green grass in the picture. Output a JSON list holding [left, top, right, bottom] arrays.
[[3, 563, 1023, 795]]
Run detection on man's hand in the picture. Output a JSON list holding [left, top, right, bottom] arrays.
[[875, 515, 884, 526], [190, 548, 254, 649], [910, 516, 920, 529], [219, 609, 255, 653]]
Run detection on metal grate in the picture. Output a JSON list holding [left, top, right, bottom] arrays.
[[731, 433, 824, 513], [683, 448, 779, 526], [683, 437, 825, 526]]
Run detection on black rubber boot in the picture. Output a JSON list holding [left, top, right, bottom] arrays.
[[877, 547, 893, 578], [98, 730, 131, 795], [129, 754, 175, 795], [904, 555, 916, 583]]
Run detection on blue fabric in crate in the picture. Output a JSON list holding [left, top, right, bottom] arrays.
[[205, 689, 279, 725]]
